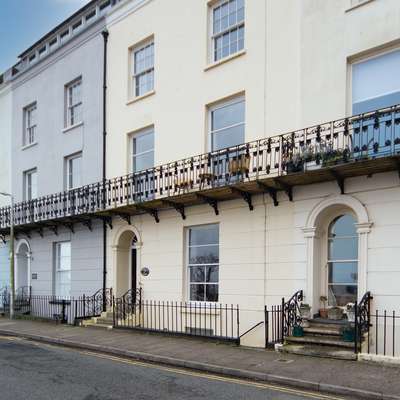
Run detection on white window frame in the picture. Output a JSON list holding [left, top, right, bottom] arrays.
[[186, 224, 219, 303], [131, 39, 154, 98], [23, 103, 37, 146], [210, 0, 245, 63], [65, 153, 82, 190], [131, 127, 155, 173], [54, 241, 71, 298], [208, 95, 245, 151], [65, 78, 82, 128], [24, 169, 37, 201]]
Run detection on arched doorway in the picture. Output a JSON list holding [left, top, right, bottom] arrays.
[[326, 214, 358, 307], [303, 195, 372, 314], [16, 241, 30, 291], [113, 229, 139, 298]]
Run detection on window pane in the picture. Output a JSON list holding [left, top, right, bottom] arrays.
[[212, 100, 245, 131], [190, 266, 205, 283], [189, 225, 219, 246], [189, 245, 219, 264], [133, 151, 154, 172], [352, 50, 400, 113], [328, 285, 357, 307], [328, 237, 358, 260], [134, 131, 154, 154], [212, 124, 245, 150], [206, 266, 219, 283], [329, 215, 357, 237], [206, 285, 219, 302], [328, 262, 358, 284], [190, 284, 204, 301]]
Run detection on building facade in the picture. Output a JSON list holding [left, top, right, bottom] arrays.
[[1, 0, 400, 355]]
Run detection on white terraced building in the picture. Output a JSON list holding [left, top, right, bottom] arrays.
[[1, 0, 400, 361]]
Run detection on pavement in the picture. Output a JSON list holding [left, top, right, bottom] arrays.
[[0, 336, 346, 400], [0, 318, 399, 400]]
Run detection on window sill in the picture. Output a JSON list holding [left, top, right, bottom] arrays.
[[126, 90, 156, 106], [62, 121, 83, 134], [204, 50, 246, 72], [345, 0, 374, 12], [21, 142, 38, 151]]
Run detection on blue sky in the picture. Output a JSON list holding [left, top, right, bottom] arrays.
[[0, 0, 90, 73]]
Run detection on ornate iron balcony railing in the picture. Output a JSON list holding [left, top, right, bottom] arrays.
[[1, 104, 400, 232]]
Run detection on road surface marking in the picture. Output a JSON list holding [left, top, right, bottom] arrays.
[[80, 350, 346, 400]]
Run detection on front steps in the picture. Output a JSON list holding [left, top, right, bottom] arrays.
[[82, 310, 114, 330], [280, 319, 357, 361]]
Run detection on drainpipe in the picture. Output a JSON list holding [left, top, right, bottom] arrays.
[[101, 29, 109, 312]]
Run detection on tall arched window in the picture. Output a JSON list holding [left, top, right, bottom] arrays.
[[328, 214, 358, 307]]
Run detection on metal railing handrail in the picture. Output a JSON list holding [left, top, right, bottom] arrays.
[[1, 103, 400, 231]]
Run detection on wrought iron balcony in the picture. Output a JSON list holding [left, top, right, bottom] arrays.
[[1, 104, 400, 237]]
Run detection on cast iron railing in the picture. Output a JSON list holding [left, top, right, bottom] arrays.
[[354, 291, 372, 353], [366, 309, 400, 358], [113, 298, 240, 342], [265, 290, 304, 347], [1, 104, 400, 230]]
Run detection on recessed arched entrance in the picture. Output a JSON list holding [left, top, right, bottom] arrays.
[[303, 195, 372, 314], [112, 227, 141, 298], [16, 240, 31, 291]]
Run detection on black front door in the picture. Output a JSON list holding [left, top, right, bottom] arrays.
[[131, 248, 137, 296]]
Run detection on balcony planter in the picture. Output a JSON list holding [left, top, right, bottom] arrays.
[[292, 325, 304, 337], [286, 158, 304, 174], [342, 325, 355, 342], [322, 148, 350, 167], [328, 306, 343, 320]]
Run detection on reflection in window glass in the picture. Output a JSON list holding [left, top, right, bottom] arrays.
[[188, 225, 219, 302], [327, 214, 358, 306]]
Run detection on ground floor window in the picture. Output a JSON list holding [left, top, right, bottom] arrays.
[[54, 242, 71, 297], [187, 224, 219, 302]]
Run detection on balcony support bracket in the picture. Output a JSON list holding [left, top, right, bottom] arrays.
[[231, 187, 254, 211], [136, 205, 160, 223], [37, 228, 44, 238], [273, 178, 293, 202], [330, 170, 345, 194], [82, 219, 93, 232], [63, 223, 75, 234], [257, 181, 279, 206], [0, 234, 6, 244], [117, 213, 131, 225], [48, 225, 58, 236], [196, 194, 219, 215], [163, 200, 186, 220]]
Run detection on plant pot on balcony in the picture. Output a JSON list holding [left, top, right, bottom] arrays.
[[328, 306, 343, 320], [286, 160, 304, 174], [304, 160, 322, 171]]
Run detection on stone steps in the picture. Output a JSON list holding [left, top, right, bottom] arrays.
[[286, 334, 353, 348], [281, 344, 357, 361]]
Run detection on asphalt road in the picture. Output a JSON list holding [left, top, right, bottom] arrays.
[[0, 336, 349, 400]]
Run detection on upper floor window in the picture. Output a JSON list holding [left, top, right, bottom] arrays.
[[23, 103, 37, 146], [66, 153, 82, 190], [131, 128, 154, 172], [131, 40, 154, 98], [352, 49, 400, 114], [54, 241, 71, 298], [24, 169, 37, 201], [65, 78, 82, 127], [187, 224, 219, 302], [209, 96, 245, 151], [211, 0, 244, 62]]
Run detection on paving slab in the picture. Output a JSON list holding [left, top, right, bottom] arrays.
[[0, 318, 399, 400]]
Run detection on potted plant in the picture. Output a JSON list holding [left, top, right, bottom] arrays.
[[319, 296, 328, 319], [292, 325, 304, 337], [345, 302, 356, 323], [342, 323, 356, 342], [302, 145, 322, 171], [286, 153, 304, 174], [328, 306, 343, 320]]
